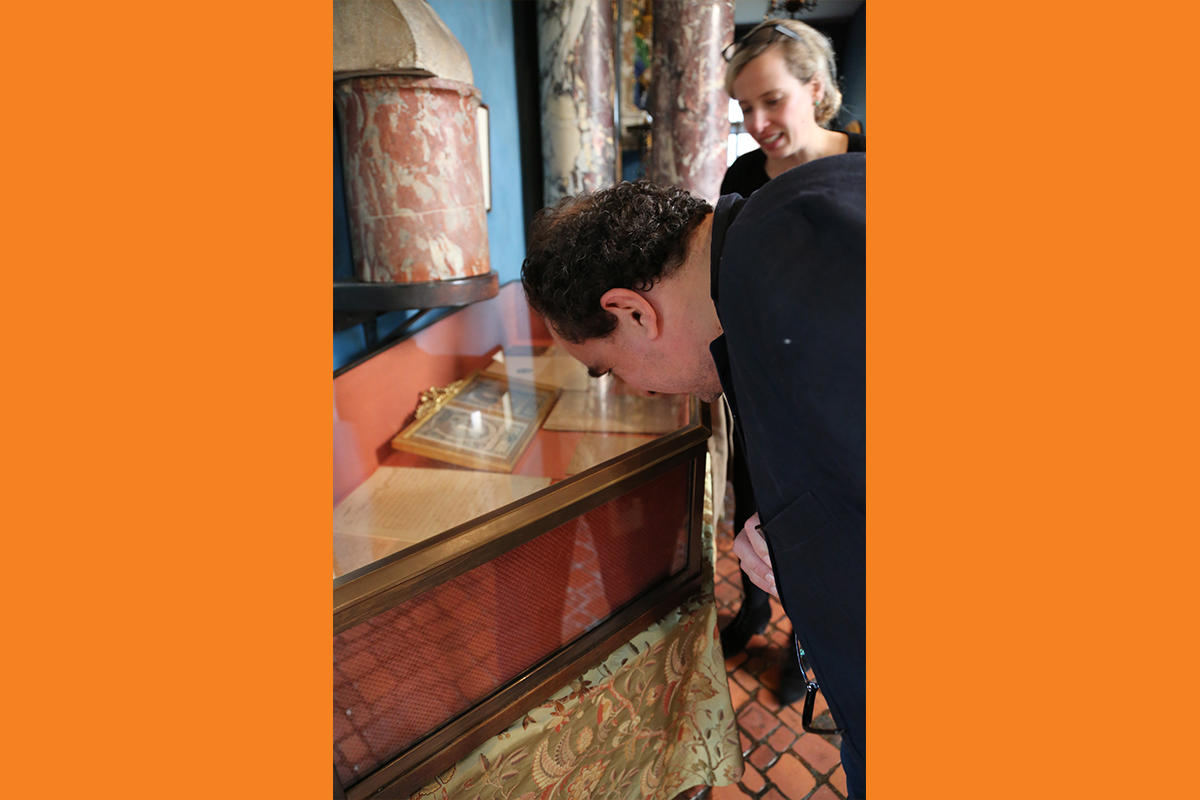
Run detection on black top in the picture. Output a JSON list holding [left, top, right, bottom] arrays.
[[709, 154, 866, 792], [717, 132, 868, 531], [720, 131, 866, 198]]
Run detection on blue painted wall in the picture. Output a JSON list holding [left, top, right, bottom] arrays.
[[430, 0, 527, 285], [334, 0, 527, 371]]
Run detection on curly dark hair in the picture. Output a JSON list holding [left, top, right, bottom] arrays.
[[521, 180, 712, 343]]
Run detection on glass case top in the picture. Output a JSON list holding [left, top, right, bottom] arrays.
[[334, 330, 696, 580]]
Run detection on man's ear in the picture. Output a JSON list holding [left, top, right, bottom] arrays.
[[600, 288, 660, 339]]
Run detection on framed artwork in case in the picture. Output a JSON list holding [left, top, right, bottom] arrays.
[[391, 370, 559, 472]]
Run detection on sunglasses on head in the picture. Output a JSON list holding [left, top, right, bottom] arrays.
[[721, 23, 802, 62]]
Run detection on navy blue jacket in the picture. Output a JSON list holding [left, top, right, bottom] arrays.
[[709, 153, 866, 789]]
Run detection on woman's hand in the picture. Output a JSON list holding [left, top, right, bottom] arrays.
[[732, 512, 778, 599]]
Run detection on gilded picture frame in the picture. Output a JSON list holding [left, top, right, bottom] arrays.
[[391, 370, 560, 472]]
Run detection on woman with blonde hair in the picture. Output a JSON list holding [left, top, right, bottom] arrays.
[[721, 18, 863, 190]]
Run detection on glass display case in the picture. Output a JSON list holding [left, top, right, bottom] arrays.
[[333, 283, 712, 799]]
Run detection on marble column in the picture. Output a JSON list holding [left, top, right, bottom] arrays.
[[334, 0, 489, 284], [646, 0, 733, 202], [335, 75, 489, 282], [537, 0, 617, 206]]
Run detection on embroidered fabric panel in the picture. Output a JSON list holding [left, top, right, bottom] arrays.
[[410, 516, 742, 800]]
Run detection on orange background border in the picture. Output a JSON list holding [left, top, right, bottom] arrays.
[[7, 2, 329, 796], [7, 2, 1197, 798], [870, 2, 1199, 796]]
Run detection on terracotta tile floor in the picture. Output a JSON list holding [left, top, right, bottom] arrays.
[[674, 490, 846, 800]]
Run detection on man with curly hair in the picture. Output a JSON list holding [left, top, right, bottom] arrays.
[[521, 152, 865, 798]]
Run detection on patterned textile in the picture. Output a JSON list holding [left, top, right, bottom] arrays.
[[412, 490, 742, 800]]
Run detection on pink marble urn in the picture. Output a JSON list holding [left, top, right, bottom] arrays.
[[335, 75, 489, 283]]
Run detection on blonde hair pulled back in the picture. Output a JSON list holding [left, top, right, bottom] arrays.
[[723, 18, 842, 127]]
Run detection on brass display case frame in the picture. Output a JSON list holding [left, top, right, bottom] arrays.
[[334, 401, 711, 800]]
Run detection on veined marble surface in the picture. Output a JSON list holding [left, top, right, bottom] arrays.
[[336, 75, 490, 283], [648, 0, 733, 202], [537, 0, 617, 205]]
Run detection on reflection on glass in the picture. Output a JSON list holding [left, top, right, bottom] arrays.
[[334, 331, 696, 579]]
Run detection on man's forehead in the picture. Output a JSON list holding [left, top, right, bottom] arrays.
[[550, 329, 609, 376]]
